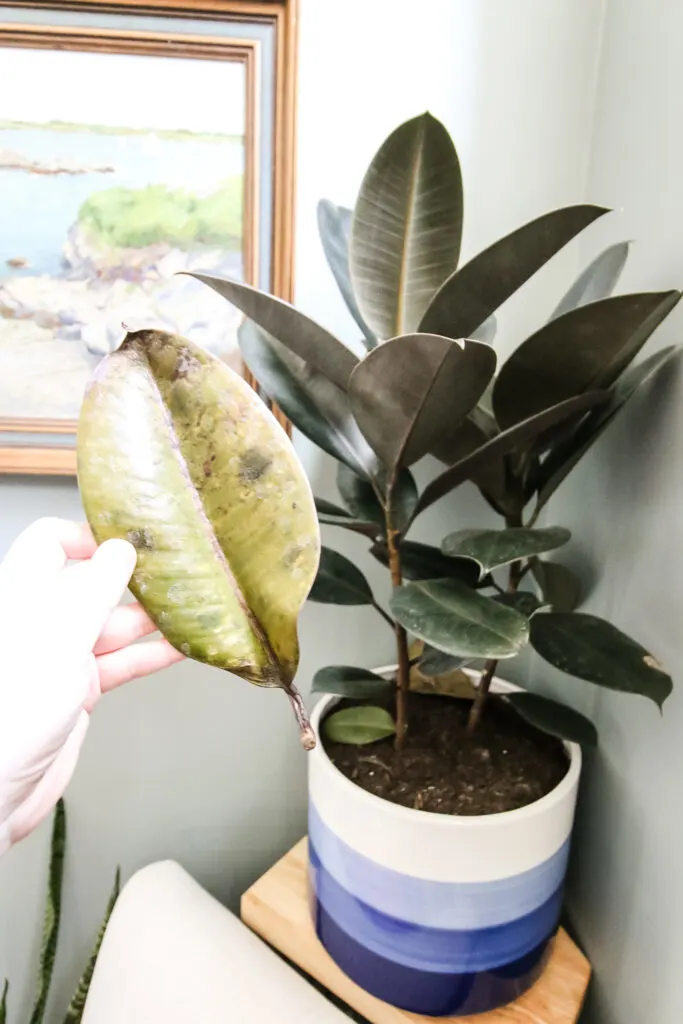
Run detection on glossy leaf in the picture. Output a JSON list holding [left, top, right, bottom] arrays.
[[78, 330, 320, 691], [470, 315, 497, 344], [350, 112, 463, 338], [505, 692, 598, 746], [412, 392, 609, 520], [419, 644, 470, 676], [419, 205, 608, 337], [530, 613, 673, 707], [442, 526, 570, 575], [349, 333, 495, 470], [312, 665, 392, 699], [189, 272, 358, 388], [494, 591, 544, 617], [532, 560, 582, 612], [493, 292, 679, 429], [324, 705, 397, 745], [314, 497, 379, 538], [337, 463, 418, 532], [29, 800, 66, 1024], [239, 320, 381, 482], [549, 242, 630, 321], [317, 198, 377, 348], [308, 546, 374, 605], [535, 346, 678, 511], [430, 417, 508, 512], [391, 578, 529, 660], [371, 539, 481, 586], [62, 868, 121, 1024]]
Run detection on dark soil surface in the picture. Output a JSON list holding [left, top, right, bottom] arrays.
[[322, 692, 569, 816]]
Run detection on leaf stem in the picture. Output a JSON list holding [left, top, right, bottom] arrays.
[[385, 473, 410, 748], [284, 684, 316, 750], [372, 599, 396, 630]]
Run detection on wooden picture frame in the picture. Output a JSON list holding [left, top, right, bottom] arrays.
[[0, 0, 297, 475]]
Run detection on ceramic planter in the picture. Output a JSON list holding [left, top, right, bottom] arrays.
[[307, 678, 581, 1017]]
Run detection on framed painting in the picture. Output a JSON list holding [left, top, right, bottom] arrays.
[[0, 0, 298, 474]]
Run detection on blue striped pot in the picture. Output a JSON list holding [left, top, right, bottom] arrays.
[[308, 679, 581, 1017]]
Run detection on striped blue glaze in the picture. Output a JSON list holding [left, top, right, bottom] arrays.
[[312, 895, 552, 1017], [309, 842, 563, 974], [309, 803, 570, 929]]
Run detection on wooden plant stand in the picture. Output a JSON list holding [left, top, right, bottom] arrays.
[[241, 839, 590, 1023]]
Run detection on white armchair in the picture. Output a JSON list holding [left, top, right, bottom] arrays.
[[82, 861, 349, 1023]]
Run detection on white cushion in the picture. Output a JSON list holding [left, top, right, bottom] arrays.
[[82, 860, 348, 1023]]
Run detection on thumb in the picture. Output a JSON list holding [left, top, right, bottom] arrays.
[[61, 538, 138, 650]]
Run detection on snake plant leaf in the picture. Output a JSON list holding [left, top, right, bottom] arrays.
[[494, 591, 545, 617], [419, 205, 608, 337], [419, 644, 470, 676], [312, 665, 393, 699], [78, 330, 320, 711], [549, 242, 630, 321], [371, 539, 481, 586], [349, 112, 463, 338], [62, 868, 121, 1024], [535, 346, 678, 512], [530, 613, 673, 708], [412, 391, 609, 520], [324, 705, 397, 745], [531, 560, 582, 612], [29, 800, 66, 1024], [442, 526, 570, 575], [349, 333, 496, 470], [0, 980, 7, 1024], [308, 546, 374, 605], [314, 497, 379, 539], [493, 292, 680, 429], [391, 578, 529, 660], [189, 272, 358, 389], [317, 199, 377, 349], [504, 692, 598, 747], [238, 319, 380, 483]]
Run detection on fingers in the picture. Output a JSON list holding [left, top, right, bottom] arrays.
[[59, 538, 138, 651], [96, 639, 185, 693], [0, 518, 97, 580], [94, 602, 157, 655]]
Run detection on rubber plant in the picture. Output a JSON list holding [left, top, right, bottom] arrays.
[[1, 801, 120, 1024], [189, 111, 678, 748]]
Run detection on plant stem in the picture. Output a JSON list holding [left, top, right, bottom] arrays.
[[372, 599, 396, 629], [467, 510, 525, 734], [385, 518, 410, 749]]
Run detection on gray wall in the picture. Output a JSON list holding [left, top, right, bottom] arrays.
[[0, 1, 614, 1019], [536, 2, 683, 1021]]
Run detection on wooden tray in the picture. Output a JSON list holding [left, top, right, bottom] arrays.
[[241, 839, 590, 1023]]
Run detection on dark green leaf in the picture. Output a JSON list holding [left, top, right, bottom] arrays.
[[549, 242, 630, 321], [390, 470, 419, 532], [470, 315, 497, 344], [314, 496, 379, 538], [419, 205, 608, 337], [349, 333, 495, 470], [312, 666, 392, 699], [419, 645, 470, 676], [535, 346, 678, 511], [430, 418, 509, 513], [317, 199, 377, 349], [315, 497, 351, 517], [505, 692, 598, 746], [309, 547, 374, 605], [494, 591, 544, 617], [323, 705, 397, 744], [189, 272, 358, 388], [493, 292, 679, 429], [350, 112, 463, 338], [391, 578, 529, 659], [371, 539, 481, 585], [532, 560, 582, 612], [412, 391, 608, 520], [337, 463, 384, 524], [29, 800, 66, 1024], [530, 613, 673, 707], [239, 320, 380, 481], [62, 868, 121, 1024], [0, 980, 8, 1024], [442, 527, 570, 575]]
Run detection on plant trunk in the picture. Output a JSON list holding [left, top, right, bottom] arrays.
[[386, 525, 410, 748]]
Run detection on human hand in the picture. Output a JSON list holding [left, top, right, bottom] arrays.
[[0, 518, 184, 853]]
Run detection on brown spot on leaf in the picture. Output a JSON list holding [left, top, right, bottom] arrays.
[[203, 458, 213, 478], [126, 527, 155, 550], [240, 449, 271, 482]]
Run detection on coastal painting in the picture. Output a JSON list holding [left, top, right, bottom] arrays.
[[0, 46, 247, 422]]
